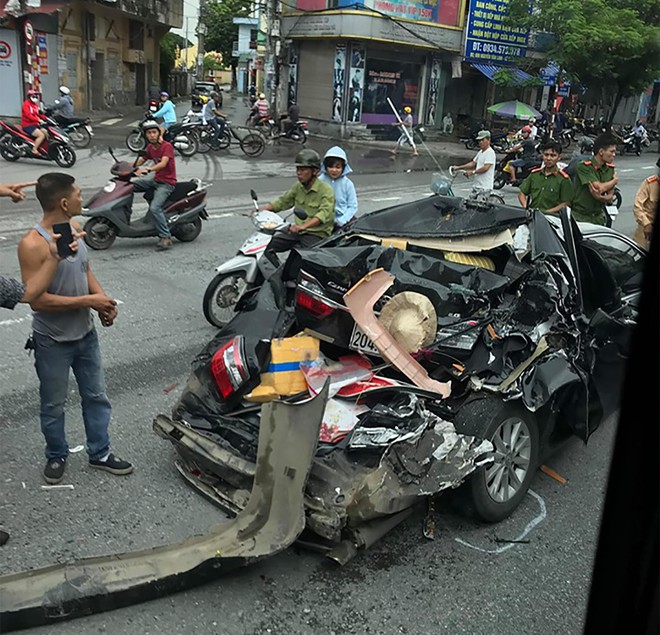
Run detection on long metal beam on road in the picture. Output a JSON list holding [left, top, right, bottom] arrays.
[[0, 388, 328, 632]]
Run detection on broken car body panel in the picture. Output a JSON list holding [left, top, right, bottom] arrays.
[[0, 388, 328, 632]]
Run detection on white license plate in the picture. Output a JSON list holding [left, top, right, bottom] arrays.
[[349, 323, 380, 356]]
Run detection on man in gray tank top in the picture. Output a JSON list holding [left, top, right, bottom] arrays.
[[18, 173, 133, 485]]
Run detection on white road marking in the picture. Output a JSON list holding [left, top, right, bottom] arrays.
[[99, 118, 123, 126], [369, 196, 401, 202], [126, 120, 140, 128], [641, 166, 655, 170], [208, 213, 237, 219], [0, 236, 7, 241], [454, 490, 547, 554], [619, 169, 634, 173]]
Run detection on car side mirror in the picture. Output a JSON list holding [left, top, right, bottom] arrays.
[[293, 207, 308, 220]]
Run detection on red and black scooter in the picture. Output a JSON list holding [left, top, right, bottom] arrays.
[[0, 116, 77, 167], [82, 148, 209, 250]]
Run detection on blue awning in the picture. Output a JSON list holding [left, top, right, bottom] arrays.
[[471, 63, 534, 86]]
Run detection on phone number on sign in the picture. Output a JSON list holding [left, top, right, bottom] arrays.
[[469, 41, 524, 57]]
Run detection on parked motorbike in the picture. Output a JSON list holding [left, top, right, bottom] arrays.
[[202, 190, 308, 328], [248, 114, 309, 144], [557, 127, 573, 149], [44, 107, 94, 149], [125, 114, 199, 157], [82, 148, 209, 251], [618, 129, 648, 156], [461, 129, 508, 151], [0, 117, 76, 167], [493, 149, 541, 189]]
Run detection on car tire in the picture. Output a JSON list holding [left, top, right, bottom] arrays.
[[453, 398, 539, 523], [202, 271, 249, 328]]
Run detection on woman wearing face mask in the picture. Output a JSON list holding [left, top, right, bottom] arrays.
[[21, 90, 47, 156]]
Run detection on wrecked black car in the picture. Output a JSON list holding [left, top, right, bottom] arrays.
[[0, 193, 646, 631], [156, 193, 644, 553]]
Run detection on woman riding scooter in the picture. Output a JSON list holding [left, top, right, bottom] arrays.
[[21, 90, 47, 156]]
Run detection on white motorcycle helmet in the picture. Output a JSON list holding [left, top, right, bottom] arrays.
[[59, 86, 70, 95]]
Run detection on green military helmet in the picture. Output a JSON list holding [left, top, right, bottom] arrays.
[[294, 149, 321, 169]]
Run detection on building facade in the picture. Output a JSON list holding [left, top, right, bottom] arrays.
[[0, 0, 183, 116], [280, 0, 467, 136]]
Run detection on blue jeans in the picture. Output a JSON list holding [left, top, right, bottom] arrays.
[[207, 116, 226, 142], [33, 329, 112, 461], [132, 178, 174, 238]]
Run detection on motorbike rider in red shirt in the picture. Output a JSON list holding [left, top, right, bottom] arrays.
[[133, 120, 178, 251], [21, 90, 47, 156]]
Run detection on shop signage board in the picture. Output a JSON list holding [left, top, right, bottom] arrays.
[[464, 0, 528, 64], [282, 13, 462, 52], [336, 0, 462, 26]]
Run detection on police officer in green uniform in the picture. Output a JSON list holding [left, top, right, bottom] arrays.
[[570, 134, 618, 224], [518, 140, 574, 214]]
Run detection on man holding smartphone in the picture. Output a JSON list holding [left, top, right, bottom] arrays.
[[18, 173, 133, 485], [2, 180, 72, 546]]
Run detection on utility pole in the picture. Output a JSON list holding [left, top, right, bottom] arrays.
[[266, 0, 280, 116], [196, 0, 208, 80]]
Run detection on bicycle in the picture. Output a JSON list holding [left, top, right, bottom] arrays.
[[199, 120, 266, 157]]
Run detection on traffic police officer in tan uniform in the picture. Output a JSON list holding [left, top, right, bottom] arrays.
[[518, 140, 574, 214], [632, 157, 659, 249]]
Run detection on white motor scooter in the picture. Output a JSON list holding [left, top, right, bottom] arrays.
[[202, 190, 307, 328]]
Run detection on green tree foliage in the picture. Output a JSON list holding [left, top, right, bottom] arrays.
[[506, 0, 660, 123], [160, 33, 191, 86], [204, 0, 253, 69], [493, 68, 543, 88], [203, 52, 224, 73]]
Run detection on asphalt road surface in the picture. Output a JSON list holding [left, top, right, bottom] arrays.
[[0, 140, 654, 634]]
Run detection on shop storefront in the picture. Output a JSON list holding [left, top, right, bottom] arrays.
[[281, 0, 465, 135], [362, 56, 423, 124]]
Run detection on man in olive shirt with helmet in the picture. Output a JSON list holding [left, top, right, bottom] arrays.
[[259, 149, 335, 262], [518, 141, 574, 214]]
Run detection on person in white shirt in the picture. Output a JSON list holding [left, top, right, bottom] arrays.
[[527, 118, 538, 140], [451, 130, 497, 191]]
